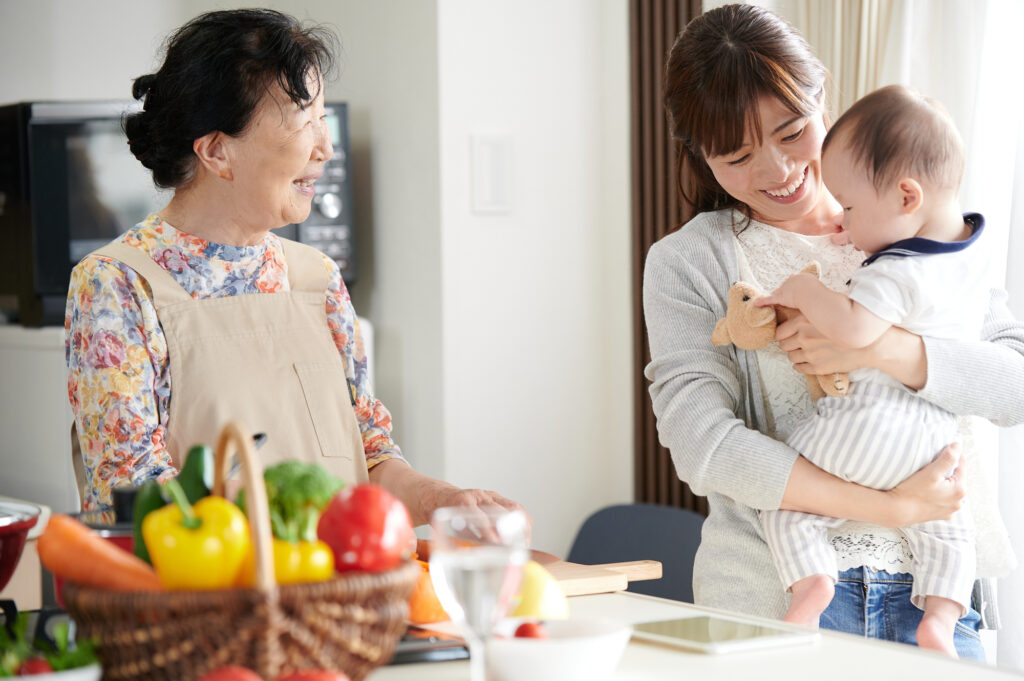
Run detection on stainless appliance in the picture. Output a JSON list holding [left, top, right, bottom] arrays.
[[0, 100, 356, 327]]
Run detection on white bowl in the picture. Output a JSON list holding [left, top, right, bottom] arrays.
[[486, 617, 631, 681], [21, 664, 102, 681]]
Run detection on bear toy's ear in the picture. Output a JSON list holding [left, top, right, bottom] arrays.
[[800, 261, 822, 279], [742, 295, 777, 330], [731, 282, 763, 304], [711, 318, 731, 346], [714, 281, 776, 350]]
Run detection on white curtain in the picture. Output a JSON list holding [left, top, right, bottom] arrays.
[[721, 0, 1024, 668], [776, 0, 896, 114], [890, 1, 1024, 668], [1000, 114, 1024, 672]]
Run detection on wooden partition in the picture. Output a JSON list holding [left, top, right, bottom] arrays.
[[630, 0, 707, 515]]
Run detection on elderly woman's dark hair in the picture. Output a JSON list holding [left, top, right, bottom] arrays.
[[125, 9, 338, 189], [664, 4, 828, 221]]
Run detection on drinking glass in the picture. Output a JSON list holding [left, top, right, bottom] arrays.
[[429, 505, 529, 681]]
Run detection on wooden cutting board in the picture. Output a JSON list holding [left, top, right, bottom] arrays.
[[415, 540, 662, 597], [532, 551, 662, 597]]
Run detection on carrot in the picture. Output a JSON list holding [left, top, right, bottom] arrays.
[[37, 514, 164, 592]]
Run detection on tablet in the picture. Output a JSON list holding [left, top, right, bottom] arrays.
[[631, 614, 819, 654]]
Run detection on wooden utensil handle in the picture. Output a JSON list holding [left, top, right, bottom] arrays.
[[212, 421, 275, 594], [601, 560, 663, 581]]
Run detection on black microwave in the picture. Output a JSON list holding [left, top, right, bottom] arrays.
[[0, 100, 356, 327]]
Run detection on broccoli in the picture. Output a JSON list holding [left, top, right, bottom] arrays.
[[238, 461, 345, 542]]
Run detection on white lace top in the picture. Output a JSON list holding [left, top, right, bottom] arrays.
[[733, 221, 916, 573], [733, 220, 1019, 577], [733, 219, 1016, 577]]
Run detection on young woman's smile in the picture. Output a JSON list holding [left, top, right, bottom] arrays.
[[762, 166, 809, 203]]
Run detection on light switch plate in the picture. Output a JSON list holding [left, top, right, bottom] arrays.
[[470, 134, 513, 214]]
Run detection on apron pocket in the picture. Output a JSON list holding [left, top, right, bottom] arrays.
[[293, 361, 362, 461]]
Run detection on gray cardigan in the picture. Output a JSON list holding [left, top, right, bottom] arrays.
[[643, 209, 1024, 624]]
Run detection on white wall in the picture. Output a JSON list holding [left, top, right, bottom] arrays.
[[437, 0, 633, 555], [0, 0, 633, 556], [0, 1, 178, 101]]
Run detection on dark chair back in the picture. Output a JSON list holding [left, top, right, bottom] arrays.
[[567, 502, 704, 602]]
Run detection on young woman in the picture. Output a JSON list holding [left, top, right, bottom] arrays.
[[644, 3, 1023, 658]]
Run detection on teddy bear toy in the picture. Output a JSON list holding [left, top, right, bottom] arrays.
[[711, 263, 851, 401]]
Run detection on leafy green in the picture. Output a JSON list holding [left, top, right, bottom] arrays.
[[45, 621, 97, 671], [0, 613, 31, 676], [0, 613, 97, 676], [237, 461, 345, 542]]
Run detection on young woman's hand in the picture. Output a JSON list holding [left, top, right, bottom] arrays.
[[880, 443, 966, 527], [782, 444, 964, 527], [777, 312, 928, 390], [774, 310, 859, 376]]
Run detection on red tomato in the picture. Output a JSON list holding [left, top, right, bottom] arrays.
[[514, 621, 549, 639], [317, 483, 414, 573], [275, 671, 350, 681], [16, 657, 54, 675], [195, 666, 263, 681]]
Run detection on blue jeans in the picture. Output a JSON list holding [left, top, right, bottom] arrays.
[[820, 567, 985, 661]]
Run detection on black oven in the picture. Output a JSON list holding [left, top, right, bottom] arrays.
[[0, 100, 355, 327]]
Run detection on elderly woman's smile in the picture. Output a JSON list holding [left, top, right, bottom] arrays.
[[292, 173, 320, 195]]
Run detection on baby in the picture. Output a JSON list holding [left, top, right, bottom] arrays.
[[757, 84, 987, 657]]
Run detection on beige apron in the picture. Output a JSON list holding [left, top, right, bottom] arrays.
[[92, 238, 369, 487]]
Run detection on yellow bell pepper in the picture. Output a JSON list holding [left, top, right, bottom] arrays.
[[237, 538, 335, 586], [293, 539, 335, 582], [142, 478, 250, 590]]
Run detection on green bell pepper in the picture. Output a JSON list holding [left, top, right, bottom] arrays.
[[131, 480, 166, 564], [130, 444, 211, 564]]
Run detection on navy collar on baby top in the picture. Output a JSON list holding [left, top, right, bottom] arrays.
[[861, 212, 985, 267]]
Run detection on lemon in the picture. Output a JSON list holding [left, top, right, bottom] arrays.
[[510, 560, 569, 619]]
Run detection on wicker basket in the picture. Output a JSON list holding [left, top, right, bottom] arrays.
[[63, 421, 419, 681]]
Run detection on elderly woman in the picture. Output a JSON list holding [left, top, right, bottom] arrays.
[[645, 3, 1024, 658], [66, 8, 520, 525]]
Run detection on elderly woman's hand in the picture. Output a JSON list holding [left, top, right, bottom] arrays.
[[415, 480, 525, 521], [368, 458, 529, 528], [415, 479, 532, 545]]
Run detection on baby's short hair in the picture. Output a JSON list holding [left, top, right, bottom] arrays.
[[823, 84, 964, 192]]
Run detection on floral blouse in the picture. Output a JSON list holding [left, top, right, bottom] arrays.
[[65, 214, 404, 511]]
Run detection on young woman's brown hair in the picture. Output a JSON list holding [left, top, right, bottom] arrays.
[[664, 3, 829, 220]]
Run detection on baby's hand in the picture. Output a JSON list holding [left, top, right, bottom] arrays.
[[830, 228, 851, 246], [754, 273, 816, 310], [754, 293, 785, 308]]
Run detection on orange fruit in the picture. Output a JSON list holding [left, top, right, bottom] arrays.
[[408, 559, 449, 624]]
